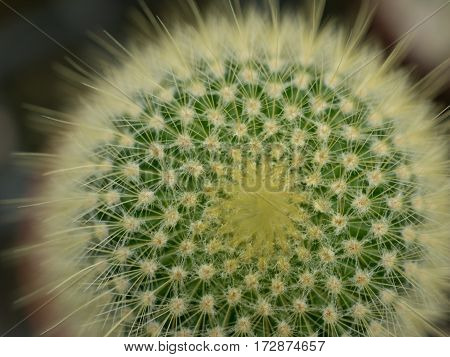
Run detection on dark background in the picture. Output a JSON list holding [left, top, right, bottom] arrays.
[[0, 0, 448, 336]]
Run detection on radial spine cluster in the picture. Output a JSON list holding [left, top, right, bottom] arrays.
[[34, 4, 448, 337]]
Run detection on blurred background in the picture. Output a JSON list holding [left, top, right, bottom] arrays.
[[0, 0, 448, 336]]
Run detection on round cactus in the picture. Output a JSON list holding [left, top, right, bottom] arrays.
[[27, 3, 448, 337]]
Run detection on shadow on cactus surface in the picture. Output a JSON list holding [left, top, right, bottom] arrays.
[[5, 0, 450, 336]]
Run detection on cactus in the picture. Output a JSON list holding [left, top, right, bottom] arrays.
[[28, 2, 448, 337]]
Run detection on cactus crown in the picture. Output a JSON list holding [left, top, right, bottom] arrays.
[[29, 2, 448, 337]]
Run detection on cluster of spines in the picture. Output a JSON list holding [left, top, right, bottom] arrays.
[[53, 51, 432, 338]]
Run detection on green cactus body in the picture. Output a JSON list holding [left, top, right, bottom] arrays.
[[31, 4, 448, 337]]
